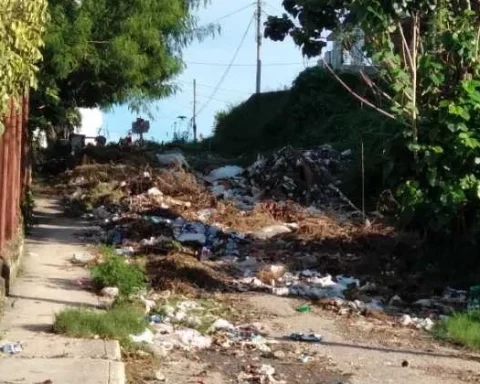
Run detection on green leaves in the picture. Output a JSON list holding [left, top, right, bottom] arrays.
[[0, 0, 48, 135]]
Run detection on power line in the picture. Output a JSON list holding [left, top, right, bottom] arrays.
[[178, 80, 253, 95], [185, 61, 315, 67], [195, 12, 256, 118], [203, 3, 256, 25]]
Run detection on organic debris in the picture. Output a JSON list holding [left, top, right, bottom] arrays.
[[61, 145, 465, 331]]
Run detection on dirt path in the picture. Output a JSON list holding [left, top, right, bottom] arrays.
[[241, 294, 480, 384], [0, 197, 124, 384]]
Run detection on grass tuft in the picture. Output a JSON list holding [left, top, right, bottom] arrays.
[[54, 303, 147, 343], [91, 248, 147, 297], [435, 311, 480, 350]]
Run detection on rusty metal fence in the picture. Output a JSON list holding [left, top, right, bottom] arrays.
[[0, 92, 30, 254]]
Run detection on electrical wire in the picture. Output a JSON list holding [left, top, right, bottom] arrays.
[[177, 80, 253, 95], [195, 12, 255, 118], [202, 2, 256, 25], [185, 60, 314, 67]]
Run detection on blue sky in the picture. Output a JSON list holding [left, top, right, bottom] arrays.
[[102, 0, 318, 142]]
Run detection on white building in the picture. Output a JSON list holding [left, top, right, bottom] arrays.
[[77, 108, 103, 144], [322, 27, 374, 72]]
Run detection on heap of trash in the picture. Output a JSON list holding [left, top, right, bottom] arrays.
[[129, 299, 278, 358], [203, 145, 358, 214], [62, 145, 474, 336], [247, 145, 352, 208]]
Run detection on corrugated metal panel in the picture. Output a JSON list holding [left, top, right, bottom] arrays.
[[0, 92, 30, 253]]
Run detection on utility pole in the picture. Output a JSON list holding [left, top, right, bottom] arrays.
[[193, 78, 197, 142], [256, 0, 262, 94]]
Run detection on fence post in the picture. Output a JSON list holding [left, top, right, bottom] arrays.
[[0, 100, 13, 247], [5, 99, 18, 240], [0, 113, 6, 251], [15, 96, 23, 229], [21, 90, 30, 196]]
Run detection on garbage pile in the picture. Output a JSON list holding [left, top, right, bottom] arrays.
[[62, 147, 469, 334], [247, 145, 354, 210], [129, 299, 277, 358], [204, 145, 356, 214], [236, 268, 385, 314], [237, 364, 286, 384]]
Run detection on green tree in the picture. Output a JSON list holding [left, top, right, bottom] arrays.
[[31, 0, 214, 137], [0, 0, 48, 134], [266, 1, 480, 241]]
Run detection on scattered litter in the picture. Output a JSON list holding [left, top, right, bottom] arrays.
[[289, 333, 322, 343], [116, 246, 135, 257], [399, 314, 435, 331], [252, 224, 293, 240], [140, 296, 156, 314], [400, 314, 413, 326], [176, 233, 206, 245], [147, 187, 163, 197], [298, 354, 313, 364], [173, 328, 212, 350], [207, 165, 244, 181], [443, 287, 467, 304], [71, 253, 94, 265], [155, 371, 167, 382], [209, 318, 235, 332], [0, 342, 23, 354], [237, 364, 286, 384], [156, 152, 188, 167], [100, 286, 119, 298], [130, 328, 154, 344], [296, 304, 312, 313], [272, 350, 286, 360], [93, 206, 110, 220], [149, 315, 163, 324]]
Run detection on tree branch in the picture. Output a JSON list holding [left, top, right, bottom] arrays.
[[322, 59, 397, 121], [398, 21, 414, 72], [359, 70, 393, 101]]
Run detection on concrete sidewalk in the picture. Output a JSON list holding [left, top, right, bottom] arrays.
[[0, 197, 125, 384]]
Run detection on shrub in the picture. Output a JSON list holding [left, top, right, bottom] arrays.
[[435, 311, 480, 350], [91, 255, 147, 297]]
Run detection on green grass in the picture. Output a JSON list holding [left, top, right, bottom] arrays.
[[54, 302, 147, 343], [91, 247, 147, 296], [435, 311, 480, 350]]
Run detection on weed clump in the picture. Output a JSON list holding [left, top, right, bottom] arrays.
[[54, 302, 147, 342], [91, 254, 147, 297], [435, 311, 480, 350]]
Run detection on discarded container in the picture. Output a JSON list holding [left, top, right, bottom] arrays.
[[147, 187, 163, 197], [1, 343, 23, 354], [289, 333, 322, 343], [299, 354, 313, 364], [207, 166, 244, 181], [149, 315, 163, 324], [71, 253, 94, 265], [101, 287, 119, 298], [130, 328, 154, 344], [174, 328, 212, 350], [296, 304, 312, 313]]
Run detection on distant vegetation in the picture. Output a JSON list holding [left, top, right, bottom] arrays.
[[211, 67, 396, 204]]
